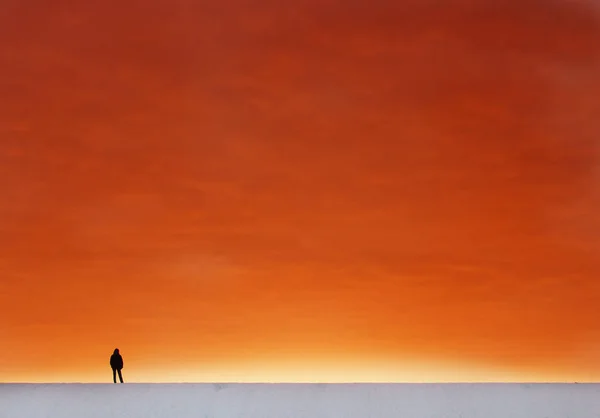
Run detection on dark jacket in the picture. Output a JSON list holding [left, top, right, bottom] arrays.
[[110, 349, 124, 370]]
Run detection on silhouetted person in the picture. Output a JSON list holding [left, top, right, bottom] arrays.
[[110, 348, 124, 383]]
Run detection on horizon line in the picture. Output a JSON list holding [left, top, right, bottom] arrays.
[[1, 381, 595, 385]]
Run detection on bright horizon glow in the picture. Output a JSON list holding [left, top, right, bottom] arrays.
[[4, 353, 599, 384]]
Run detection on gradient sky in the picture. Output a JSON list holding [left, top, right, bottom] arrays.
[[1, 0, 600, 383]]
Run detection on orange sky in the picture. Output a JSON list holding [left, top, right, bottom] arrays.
[[1, 0, 600, 383]]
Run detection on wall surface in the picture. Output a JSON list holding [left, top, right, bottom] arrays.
[[1, 383, 599, 418]]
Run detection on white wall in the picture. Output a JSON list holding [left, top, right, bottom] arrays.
[[1, 383, 599, 418]]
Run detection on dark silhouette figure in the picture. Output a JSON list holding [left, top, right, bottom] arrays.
[[110, 348, 124, 383]]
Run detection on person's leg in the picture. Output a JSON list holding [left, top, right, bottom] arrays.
[[118, 369, 123, 383], [112, 368, 117, 383]]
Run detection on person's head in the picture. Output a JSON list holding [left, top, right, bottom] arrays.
[[114, 348, 119, 355]]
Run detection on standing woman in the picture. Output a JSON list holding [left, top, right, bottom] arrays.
[[110, 348, 124, 383]]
